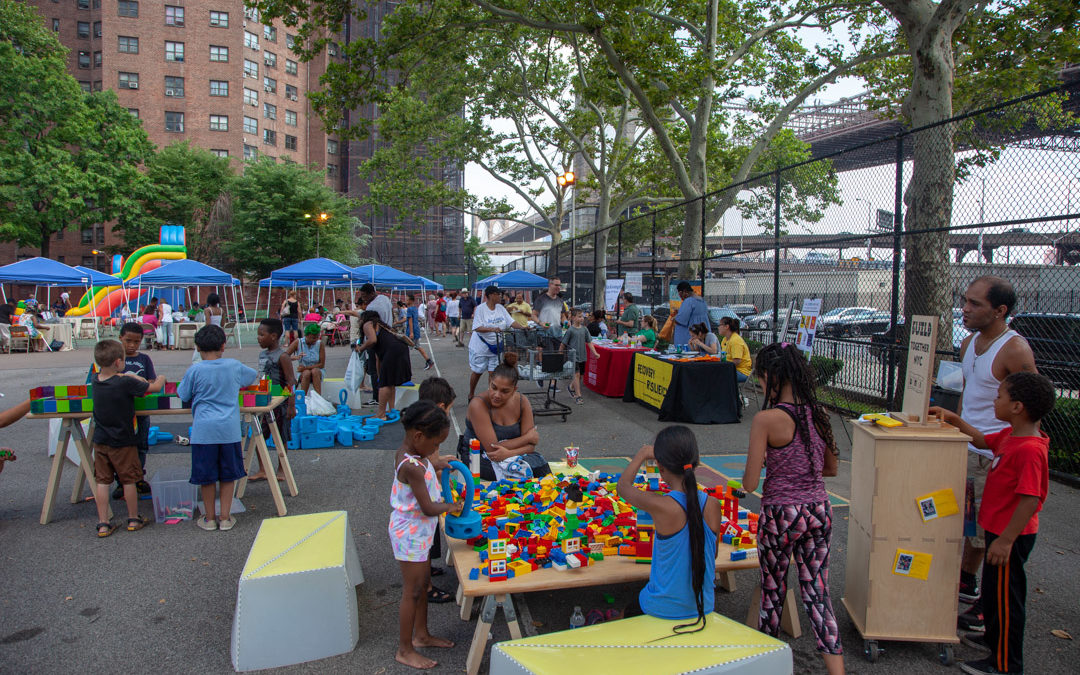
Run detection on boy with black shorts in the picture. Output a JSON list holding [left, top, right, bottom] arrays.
[[560, 309, 599, 405], [251, 318, 296, 481], [91, 339, 166, 537], [116, 322, 157, 497], [178, 325, 258, 532]]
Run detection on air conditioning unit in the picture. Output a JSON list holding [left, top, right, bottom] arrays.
[[210, 18, 221, 27], [264, 85, 272, 92], [174, 19, 184, 27], [128, 81, 138, 89], [288, 95, 297, 101], [165, 88, 177, 96]]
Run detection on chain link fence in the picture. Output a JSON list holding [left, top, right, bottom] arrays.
[[504, 86, 1080, 477]]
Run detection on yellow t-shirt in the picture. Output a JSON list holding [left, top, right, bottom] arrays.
[[506, 301, 532, 328], [721, 333, 752, 376]]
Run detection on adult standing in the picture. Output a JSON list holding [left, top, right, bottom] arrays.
[[358, 283, 394, 406], [672, 281, 709, 346], [203, 293, 224, 327], [356, 310, 412, 420], [457, 288, 476, 347], [425, 294, 438, 337], [955, 276, 1037, 632], [446, 291, 461, 342], [614, 292, 641, 337], [434, 291, 448, 337], [468, 286, 514, 400], [281, 290, 301, 344], [506, 291, 533, 329], [157, 297, 174, 350], [531, 278, 568, 334]]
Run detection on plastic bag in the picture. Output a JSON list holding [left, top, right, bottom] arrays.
[[305, 389, 337, 416], [344, 349, 365, 394]]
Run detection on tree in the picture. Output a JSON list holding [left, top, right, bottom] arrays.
[[0, 0, 154, 257], [118, 142, 236, 265], [464, 233, 494, 281], [226, 157, 367, 280]]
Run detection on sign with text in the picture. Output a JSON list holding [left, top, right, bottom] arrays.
[[632, 355, 673, 410], [902, 314, 938, 421], [624, 272, 642, 297], [795, 298, 823, 357], [604, 278, 624, 312]]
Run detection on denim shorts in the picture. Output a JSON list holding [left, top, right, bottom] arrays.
[[283, 317, 300, 332], [189, 442, 246, 485]]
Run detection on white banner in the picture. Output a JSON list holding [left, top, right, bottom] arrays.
[[604, 278, 625, 312], [624, 272, 642, 297]]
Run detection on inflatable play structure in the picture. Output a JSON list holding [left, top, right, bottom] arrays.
[[65, 226, 187, 317]]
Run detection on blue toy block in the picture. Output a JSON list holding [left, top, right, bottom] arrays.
[[299, 416, 320, 434], [384, 409, 401, 422], [336, 428, 353, 447], [722, 533, 734, 545], [299, 430, 336, 450], [353, 429, 375, 442], [730, 550, 748, 561], [469, 568, 480, 581], [147, 426, 173, 446], [286, 438, 300, 451]]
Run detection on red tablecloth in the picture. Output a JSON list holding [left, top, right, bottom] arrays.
[[585, 343, 649, 397]]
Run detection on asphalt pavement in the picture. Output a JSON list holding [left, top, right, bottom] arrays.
[[0, 329, 1076, 674]]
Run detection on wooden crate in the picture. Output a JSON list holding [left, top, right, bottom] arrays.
[[842, 421, 969, 646]]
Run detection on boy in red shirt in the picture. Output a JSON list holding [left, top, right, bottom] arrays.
[[932, 371, 1055, 674]]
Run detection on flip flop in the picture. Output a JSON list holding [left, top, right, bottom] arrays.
[[127, 515, 150, 531], [426, 586, 453, 604]]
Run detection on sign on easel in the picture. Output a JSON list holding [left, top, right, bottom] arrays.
[[795, 298, 822, 357], [902, 315, 938, 423], [604, 278, 624, 312]]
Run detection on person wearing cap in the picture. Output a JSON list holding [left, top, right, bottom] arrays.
[[457, 288, 476, 348], [468, 286, 514, 400]]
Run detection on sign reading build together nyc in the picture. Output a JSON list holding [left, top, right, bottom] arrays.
[[902, 315, 938, 422]]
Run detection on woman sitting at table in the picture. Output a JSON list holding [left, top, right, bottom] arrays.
[[717, 317, 752, 382], [141, 301, 159, 328], [631, 315, 658, 348], [464, 354, 550, 481], [688, 322, 720, 356], [285, 324, 326, 394], [17, 309, 50, 351]]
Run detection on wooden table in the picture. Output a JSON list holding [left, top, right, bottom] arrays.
[[30, 396, 297, 525], [446, 531, 797, 675]]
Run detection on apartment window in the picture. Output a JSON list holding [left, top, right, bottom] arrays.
[[243, 116, 257, 134], [243, 59, 258, 78], [93, 0, 100, 8], [209, 45, 228, 62], [118, 35, 138, 53], [209, 79, 228, 97], [264, 50, 276, 68], [286, 34, 296, 49], [165, 41, 184, 62], [263, 102, 276, 120], [284, 109, 297, 126], [93, 51, 101, 68], [96, 226, 105, 244], [165, 5, 184, 26], [77, 21, 90, 39], [243, 144, 257, 161], [93, 80, 102, 91], [263, 129, 276, 146], [93, 21, 101, 38], [209, 11, 228, 27], [128, 108, 139, 118], [327, 42, 338, 57], [243, 6, 259, 22], [52, 18, 59, 32], [165, 111, 184, 132], [81, 228, 93, 244], [243, 31, 258, 51], [327, 139, 338, 155], [243, 87, 258, 106], [327, 163, 338, 177], [78, 0, 90, 9], [79, 80, 92, 93], [117, 1, 138, 18], [164, 76, 184, 97], [284, 84, 298, 101], [209, 115, 228, 131], [263, 25, 277, 42], [56, 230, 64, 241], [78, 51, 90, 68], [284, 134, 297, 151], [210, 149, 228, 158], [285, 59, 297, 75], [263, 76, 276, 94]]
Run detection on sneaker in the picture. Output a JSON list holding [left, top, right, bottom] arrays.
[[957, 608, 985, 633], [424, 360, 435, 371], [135, 480, 152, 495], [196, 516, 218, 531], [218, 517, 236, 531], [111, 484, 124, 500], [365, 399, 378, 406], [960, 575, 981, 604], [959, 659, 1015, 674], [960, 633, 991, 654]]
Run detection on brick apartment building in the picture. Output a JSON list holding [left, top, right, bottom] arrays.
[[2, 0, 344, 268]]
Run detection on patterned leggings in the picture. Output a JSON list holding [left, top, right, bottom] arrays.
[[757, 500, 843, 654]]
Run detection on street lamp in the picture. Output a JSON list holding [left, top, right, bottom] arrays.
[[556, 170, 576, 303], [305, 212, 330, 257]]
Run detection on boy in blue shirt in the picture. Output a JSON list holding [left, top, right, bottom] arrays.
[[178, 325, 258, 532], [116, 322, 157, 498]]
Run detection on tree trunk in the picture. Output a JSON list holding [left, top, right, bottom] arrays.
[[39, 223, 51, 258], [678, 196, 704, 279]]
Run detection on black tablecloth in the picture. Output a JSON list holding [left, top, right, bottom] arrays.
[[622, 353, 741, 424]]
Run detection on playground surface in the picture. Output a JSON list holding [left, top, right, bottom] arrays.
[[1, 332, 1077, 674]]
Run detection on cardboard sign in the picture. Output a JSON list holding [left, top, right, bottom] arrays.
[[632, 355, 673, 410], [916, 488, 960, 522], [604, 278, 624, 312], [902, 315, 938, 422], [624, 272, 642, 297], [795, 299, 822, 356]]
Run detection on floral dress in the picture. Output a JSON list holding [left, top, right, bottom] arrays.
[[388, 454, 442, 562]]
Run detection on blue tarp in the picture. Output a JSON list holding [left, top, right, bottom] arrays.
[[124, 259, 238, 287], [474, 270, 549, 290], [0, 257, 107, 286], [268, 258, 359, 283]]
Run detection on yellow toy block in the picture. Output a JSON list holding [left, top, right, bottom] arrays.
[[508, 560, 533, 577], [602, 547, 618, 557]]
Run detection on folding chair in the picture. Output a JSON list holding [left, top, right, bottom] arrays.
[[9, 325, 33, 353], [140, 322, 158, 350], [0, 323, 11, 353], [223, 320, 239, 347]]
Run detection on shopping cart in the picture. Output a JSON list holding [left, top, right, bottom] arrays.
[[506, 327, 574, 422]]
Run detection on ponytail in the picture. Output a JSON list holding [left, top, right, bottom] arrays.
[[653, 425, 707, 635]]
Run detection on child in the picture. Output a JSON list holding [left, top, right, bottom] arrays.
[[417, 376, 458, 602], [250, 318, 296, 482], [616, 426, 722, 632], [560, 308, 599, 404], [0, 398, 33, 478], [741, 343, 843, 675], [177, 325, 258, 532], [118, 322, 158, 494], [285, 324, 325, 393], [390, 400, 462, 669], [931, 371, 1055, 675], [90, 339, 166, 536]]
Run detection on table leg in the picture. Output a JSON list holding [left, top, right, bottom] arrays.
[[501, 594, 522, 639], [460, 594, 474, 621], [235, 423, 256, 499], [267, 418, 298, 497], [465, 595, 495, 675], [249, 417, 287, 516], [69, 420, 90, 502], [69, 420, 101, 511], [744, 572, 802, 639], [718, 569, 737, 592], [40, 420, 73, 524]]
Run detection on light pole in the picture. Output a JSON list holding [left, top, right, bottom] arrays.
[[978, 176, 986, 263], [556, 170, 576, 303], [305, 212, 329, 257], [855, 197, 873, 262]]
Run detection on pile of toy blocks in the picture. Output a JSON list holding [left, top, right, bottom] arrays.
[[30, 380, 292, 415], [29, 385, 94, 413], [272, 390, 400, 451], [239, 380, 291, 408], [704, 481, 759, 560]]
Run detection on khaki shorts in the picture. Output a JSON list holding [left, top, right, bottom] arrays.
[[460, 318, 473, 335], [94, 444, 142, 485], [967, 452, 991, 547]]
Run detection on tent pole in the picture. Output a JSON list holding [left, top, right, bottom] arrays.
[[232, 282, 242, 348], [254, 284, 261, 323], [88, 283, 99, 341]]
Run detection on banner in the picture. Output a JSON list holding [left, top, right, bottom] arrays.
[[624, 272, 642, 297], [632, 355, 673, 410], [795, 298, 822, 356], [604, 278, 624, 312]]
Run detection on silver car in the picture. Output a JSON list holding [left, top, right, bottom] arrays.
[[743, 307, 802, 331]]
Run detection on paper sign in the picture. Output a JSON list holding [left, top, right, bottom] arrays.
[[624, 272, 642, 297], [916, 488, 960, 522], [892, 549, 933, 580], [795, 298, 822, 357], [902, 314, 938, 421], [604, 278, 624, 312]]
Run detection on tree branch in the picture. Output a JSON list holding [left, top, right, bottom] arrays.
[[636, 8, 706, 44], [470, 0, 587, 34]]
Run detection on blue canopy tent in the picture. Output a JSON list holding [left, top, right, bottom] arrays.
[[408, 275, 444, 291], [351, 264, 426, 289], [0, 257, 117, 340], [262, 258, 361, 321], [473, 270, 549, 291], [124, 258, 244, 345]]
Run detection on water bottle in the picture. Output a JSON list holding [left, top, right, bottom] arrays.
[[570, 606, 585, 629]]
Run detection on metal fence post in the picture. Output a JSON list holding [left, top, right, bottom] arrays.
[[570, 234, 577, 307], [651, 213, 658, 306], [593, 230, 599, 308], [617, 221, 622, 279], [887, 135, 904, 408], [700, 195, 707, 295], [772, 171, 781, 344]]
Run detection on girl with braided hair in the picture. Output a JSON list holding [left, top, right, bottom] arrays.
[[356, 310, 412, 420], [742, 342, 844, 674], [617, 426, 722, 633]]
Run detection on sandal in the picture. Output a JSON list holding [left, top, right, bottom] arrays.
[[575, 396, 584, 405], [96, 521, 118, 538], [426, 586, 453, 603], [127, 515, 149, 531], [430, 566, 446, 577]]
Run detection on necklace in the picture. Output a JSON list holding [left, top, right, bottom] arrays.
[[974, 325, 1010, 358]]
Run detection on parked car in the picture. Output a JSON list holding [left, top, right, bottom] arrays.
[[1008, 313, 1080, 388], [743, 307, 803, 331], [644, 303, 671, 326], [869, 313, 972, 364], [818, 306, 877, 328], [723, 303, 759, 318], [708, 306, 739, 331], [827, 310, 893, 337]]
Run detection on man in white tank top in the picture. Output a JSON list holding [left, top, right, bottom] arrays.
[[955, 276, 1037, 624]]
